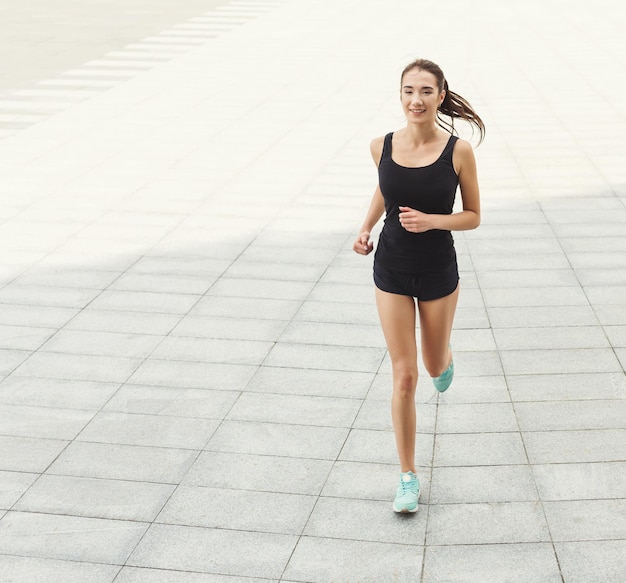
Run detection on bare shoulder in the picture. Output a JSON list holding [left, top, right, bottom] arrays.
[[370, 135, 385, 166], [452, 138, 476, 174]]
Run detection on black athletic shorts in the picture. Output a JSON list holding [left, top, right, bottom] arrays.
[[373, 259, 459, 301]]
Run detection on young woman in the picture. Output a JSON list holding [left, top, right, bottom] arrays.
[[353, 58, 484, 513]]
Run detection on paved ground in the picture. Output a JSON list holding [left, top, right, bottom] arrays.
[[0, 0, 625, 581]]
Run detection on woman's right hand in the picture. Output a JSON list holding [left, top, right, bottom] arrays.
[[353, 231, 374, 255]]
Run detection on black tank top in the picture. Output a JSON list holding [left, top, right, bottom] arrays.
[[375, 132, 459, 273]]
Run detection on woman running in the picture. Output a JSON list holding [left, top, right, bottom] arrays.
[[353, 58, 485, 513]]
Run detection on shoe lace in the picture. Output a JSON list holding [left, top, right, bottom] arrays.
[[399, 474, 417, 495]]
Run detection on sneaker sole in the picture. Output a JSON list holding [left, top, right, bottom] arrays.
[[393, 504, 418, 513]]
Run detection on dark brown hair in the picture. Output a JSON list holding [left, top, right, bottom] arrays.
[[401, 58, 485, 144]]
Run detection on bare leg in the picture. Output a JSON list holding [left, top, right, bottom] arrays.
[[418, 285, 459, 378], [375, 288, 418, 473]]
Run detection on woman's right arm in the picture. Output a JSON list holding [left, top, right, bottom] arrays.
[[353, 137, 385, 256]]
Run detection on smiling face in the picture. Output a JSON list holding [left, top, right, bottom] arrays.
[[400, 68, 445, 125]]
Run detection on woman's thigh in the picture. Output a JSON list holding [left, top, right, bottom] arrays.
[[375, 287, 418, 368], [418, 285, 459, 375]]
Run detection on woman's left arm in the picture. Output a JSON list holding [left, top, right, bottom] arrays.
[[398, 139, 481, 233]]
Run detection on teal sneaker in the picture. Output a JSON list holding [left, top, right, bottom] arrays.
[[433, 359, 454, 393], [393, 471, 420, 513]]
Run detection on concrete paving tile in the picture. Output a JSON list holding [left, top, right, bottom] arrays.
[[207, 420, 348, 460], [0, 304, 78, 328], [568, 252, 626, 270], [0, 555, 119, 583], [576, 268, 626, 286], [227, 392, 360, 427], [207, 277, 313, 301], [584, 285, 626, 305], [0, 376, 119, 410], [264, 342, 385, 372], [494, 326, 609, 350], [321, 460, 431, 501], [514, 400, 626, 431], [450, 306, 492, 329], [477, 269, 578, 289], [77, 411, 219, 449], [0, 324, 55, 351], [433, 375, 511, 403], [501, 348, 620, 375], [426, 502, 550, 545], [304, 496, 427, 544], [524, 429, 626, 464], [555, 541, 626, 583], [0, 404, 93, 440], [616, 347, 626, 370], [294, 300, 380, 325], [191, 296, 301, 320], [0, 284, 99, 308], [0, 511, 147, 564], [307, 282, 374, 304], [0, 349, 31, 376], [447, 328, 496, 352], [128, 256, 232, 277], [247, 366, 372, 399], [591, 304, 626, 326], [483, 287, 590, 308], [279, 320, 385, 348], [39, 329, 163, 358], [283, 536, 422, 582], [171, 315, 288, 341], [127, 524, 297, 579], [128, 359, 256, 390], [47, 441, 198, 484], [467, 237, 561, 255], [507, 372, 626, 401], [103, 385, 238, 418], [0, 470, 38, 508], [353, 400, 436, 433], [544, 499, 626, 542], [88, 290, 200, 314], [15, 267, 120, 290], [184, 451, 332, 495], [150, 336, 272, 365], [65, 309, 181, 335], [12, 352, 141, 383], [436, 403, 519, 434], [0, 435, 68, 473], [533, 462, 626, 501], [605, 325, 626, 347], [115, 567, 272, 583], [430, 465, 538, 504], [110, 273, 216, 295], [424, 543, 561, 583], [240, 245, 338, 266], [487, 305, 598, 328], [14, 474, 174, 521], [224, 260, 325, 282], [448, 350, 504, 377], [157, 485, 315, 535], [339, 428, 434, 466], [434, 432, 527, 467], [472, 253, 570, 271]]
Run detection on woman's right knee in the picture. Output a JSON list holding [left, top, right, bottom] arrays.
[[392, 366, 418, 397]]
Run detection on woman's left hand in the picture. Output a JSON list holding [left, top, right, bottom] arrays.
[[398, 206, 434, 233]]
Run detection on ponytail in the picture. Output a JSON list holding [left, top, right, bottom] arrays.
[[439, 79, 485, 144], [401, 59, 485, 144]]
